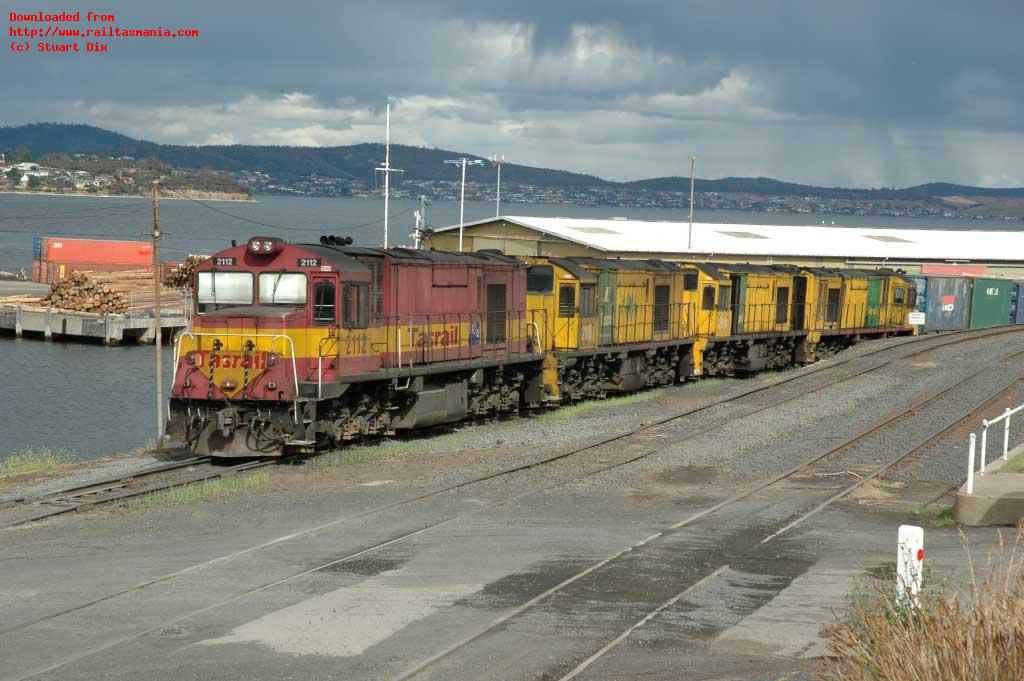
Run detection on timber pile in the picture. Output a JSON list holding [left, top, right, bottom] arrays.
[[164, 255, 206, 288], [43, 271, 130, 313], [36, 269, 184, 314]]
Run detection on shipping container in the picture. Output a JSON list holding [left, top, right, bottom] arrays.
[[32, 236, 45, 260], [969, 277, 1013, 329], [1012, 282, 1024, 324], [43, 237, 152, 265], [31, 259, 41, 283], [922, 276, 971, 332]]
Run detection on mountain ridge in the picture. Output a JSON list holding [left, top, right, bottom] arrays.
[[2, 123, 1023, 200]]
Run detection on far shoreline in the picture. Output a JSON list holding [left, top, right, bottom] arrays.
[[0, 189, 256, 203]]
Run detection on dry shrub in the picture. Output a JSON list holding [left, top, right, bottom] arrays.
[[821, 528, 1024, 681]]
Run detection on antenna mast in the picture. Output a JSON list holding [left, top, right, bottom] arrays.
[[376, 99, 403, 248], [489, 154, 506, 217]]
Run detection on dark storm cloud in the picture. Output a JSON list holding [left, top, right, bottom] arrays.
[[3, 0, 1022, 185]]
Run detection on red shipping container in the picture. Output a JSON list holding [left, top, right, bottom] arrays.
[[44, 237, 153, 265], [31, 259, 42, 283]]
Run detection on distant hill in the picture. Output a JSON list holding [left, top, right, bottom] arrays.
[[2, 123, 1021, 199], [0, 123, 605, 187]]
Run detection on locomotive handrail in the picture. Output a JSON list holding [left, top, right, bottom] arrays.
[[316, 334, 340, 400], [173, 331, 301, 410]]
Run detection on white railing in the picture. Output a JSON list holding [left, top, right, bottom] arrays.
[[965, 403, 1024, 494]]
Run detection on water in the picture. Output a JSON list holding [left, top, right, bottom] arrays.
[[1, 192, 1021, 462]]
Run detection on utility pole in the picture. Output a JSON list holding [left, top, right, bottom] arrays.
[[151, 178, 163, 444], [444, 157, 484, 251], [489, 154, 506, 217], [376, 99, 403, 248], [412, 194, 430, 249], [688, 155, 696, 251]]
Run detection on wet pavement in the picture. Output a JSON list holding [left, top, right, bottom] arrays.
[[2, 331, 1022, 681]]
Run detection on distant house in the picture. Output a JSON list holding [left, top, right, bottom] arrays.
[[15, 162, 39, 172], [120, 176, 135, 185]]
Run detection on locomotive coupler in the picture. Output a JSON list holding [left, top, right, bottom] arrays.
[[217, 407, 241, 438]]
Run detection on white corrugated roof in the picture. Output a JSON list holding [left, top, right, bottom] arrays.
[[438, 216, 1024, 262]]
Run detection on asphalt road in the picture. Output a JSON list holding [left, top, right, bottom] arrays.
[[2, 330, 1022, 681]]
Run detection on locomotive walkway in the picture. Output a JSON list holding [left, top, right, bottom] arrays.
[[3, 328, 1024, 680]]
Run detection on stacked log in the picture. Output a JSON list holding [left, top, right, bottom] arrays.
[[43, 271, 129, 313], [164, 255, 207, 288], [39, 269, 185, 314]]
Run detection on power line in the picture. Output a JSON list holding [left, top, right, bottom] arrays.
[[0, 201, 148, 222], [160, 185, 416, 234]]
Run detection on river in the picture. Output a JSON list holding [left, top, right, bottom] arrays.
[[1, 192, 1020, 463]]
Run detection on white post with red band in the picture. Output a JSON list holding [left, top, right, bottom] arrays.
[[897, 524, 924, 606]]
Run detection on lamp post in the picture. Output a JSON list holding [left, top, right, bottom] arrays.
[[376, 98, 403, 248], [489, 154, 506, 217], [688, 154, 696, 250], [444, 157, 484, 251]]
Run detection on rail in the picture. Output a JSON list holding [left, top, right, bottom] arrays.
[[965, 402, 1024, 494]]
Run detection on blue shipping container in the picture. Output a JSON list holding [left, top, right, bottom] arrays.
[[32, 236, 42, 259]]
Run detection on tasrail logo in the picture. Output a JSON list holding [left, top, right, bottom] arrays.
[[189, 350, 269, 370], [416, 324, 461, 348]]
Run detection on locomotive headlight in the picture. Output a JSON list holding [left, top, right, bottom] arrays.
[[266, 352, 279, 367], [221, 380, 238, 391], [185, 351, 196, 365]]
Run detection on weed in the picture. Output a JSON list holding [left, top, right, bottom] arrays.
[[125, 470, 270, 509], [0, 447, 72, 479], [313, 429, 476, 468], [540, 390, 664, 422], [911, 505, 956, 527], [820, 528, 1024, 680], [997, 449, 1024, 474]]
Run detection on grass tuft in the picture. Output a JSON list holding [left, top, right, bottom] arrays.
[[820, 528, 1024, 680], [125, 470, 270, 509], [541, 389, 664, 422], [312, 430, 477, 468], [0, 447, 72, 479], [911, 505, 956, 527], [997, 449, 1024, 474]]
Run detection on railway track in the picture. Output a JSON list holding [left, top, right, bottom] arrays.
[[0, 323, 1003, 532], [3, 325, 1023, 679], [0, 457, 274, 529], [2, 325, 1018, 531], [391, 346, 1024, 681]]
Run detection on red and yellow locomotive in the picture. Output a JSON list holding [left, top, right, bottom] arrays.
[[168, 236, 546, 456]]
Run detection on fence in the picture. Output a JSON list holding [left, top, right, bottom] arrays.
[[964, 403, 1024, 494]]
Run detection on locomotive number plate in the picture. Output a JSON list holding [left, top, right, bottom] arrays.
[[214, 257, 236, 266], [298, 257, 320, 267]]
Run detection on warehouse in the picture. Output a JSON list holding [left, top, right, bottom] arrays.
[[424, 216, 1024, 276]]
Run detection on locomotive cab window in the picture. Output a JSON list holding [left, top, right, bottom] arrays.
[[258, 272, 307, 305], [717, 285, 731, 311], [702, 285, 716, 311], [683, 271, 699, 292], [527, 265, 554, 293], [342, 283, 369, 328], [579, 284, 596, 317], [775, 286, 790, 323], [894, 287, 906, 307], [653, 284, 670, 332], [196, 272, 253, 313], [826, 288, 841, 323], [313, 281, 336, 324], [558, 285, 575, 318]]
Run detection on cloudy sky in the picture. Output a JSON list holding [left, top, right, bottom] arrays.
[[4, 1, 1023, 186]]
